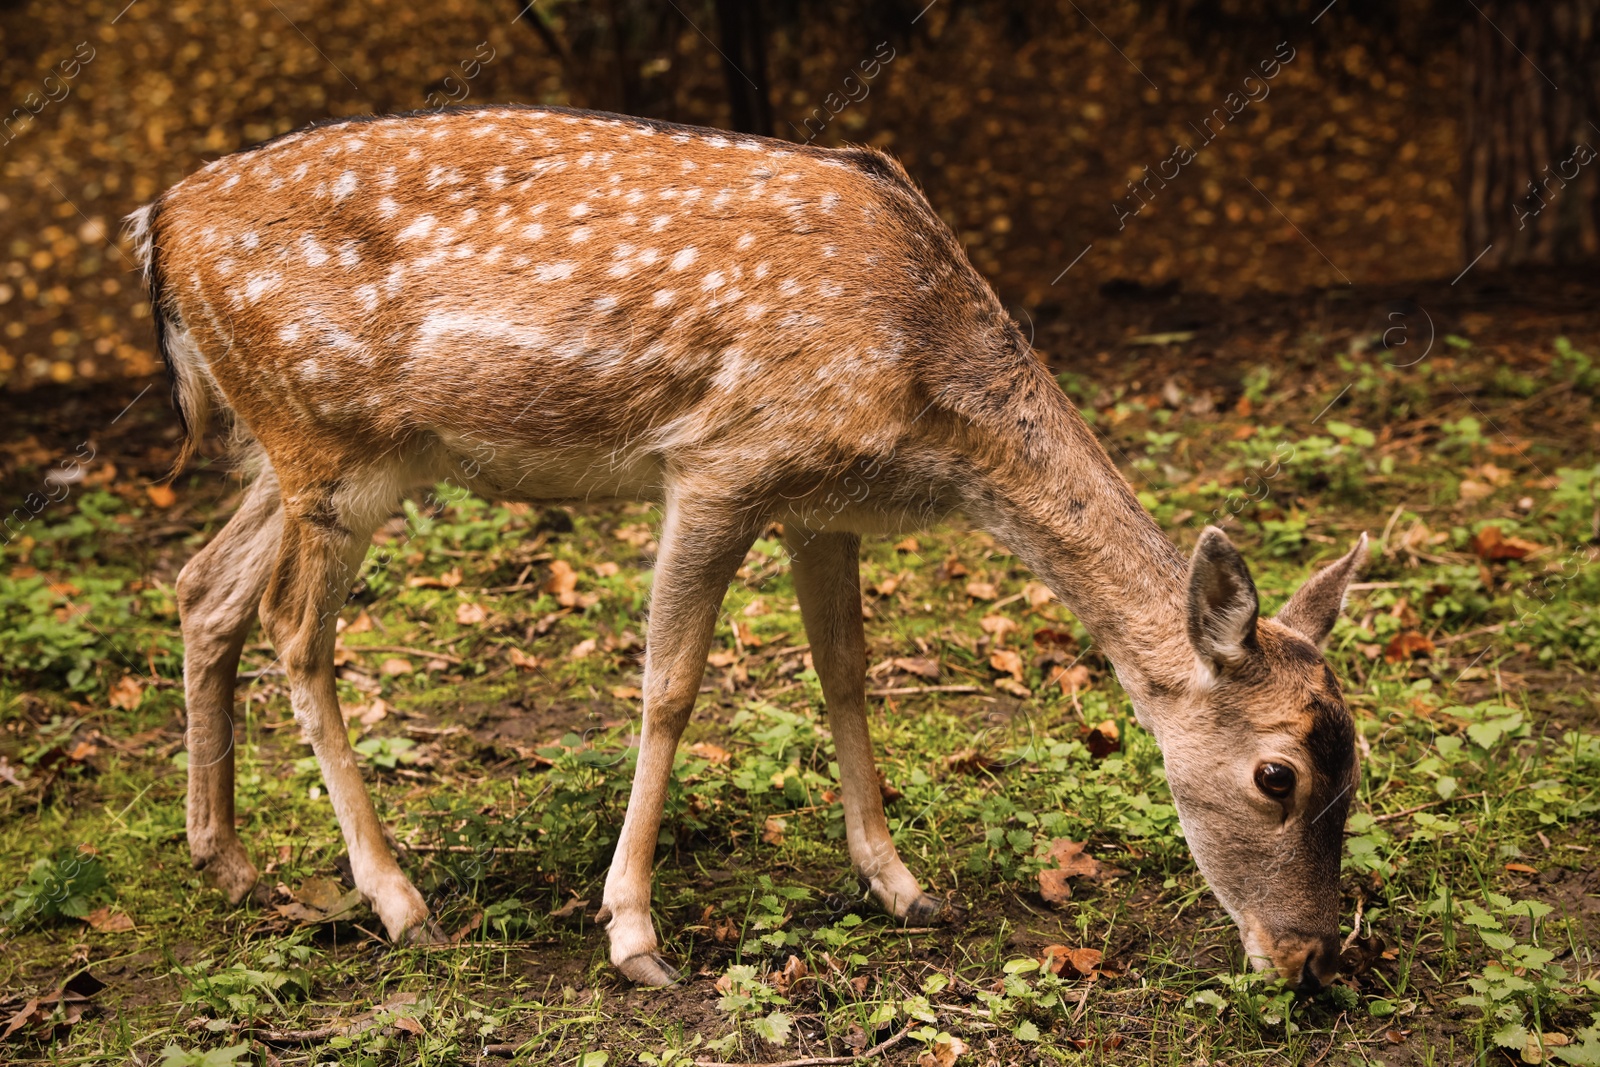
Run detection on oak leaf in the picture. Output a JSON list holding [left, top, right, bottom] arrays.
[[1038, 839, 1104, 904], [1383, 631, 1434, 663], [108, 674, 144, 711]]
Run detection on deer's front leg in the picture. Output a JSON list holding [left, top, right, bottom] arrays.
[[786, 530, 942, 922], [601, 491, 757, 986]]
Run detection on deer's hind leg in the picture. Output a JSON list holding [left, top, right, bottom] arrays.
[[177, 465, 284, 905], [259, 477, 432, 941], [786, 529, 943, 922]]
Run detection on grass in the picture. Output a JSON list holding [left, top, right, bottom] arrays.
[[1, 331, 1598, 1065]]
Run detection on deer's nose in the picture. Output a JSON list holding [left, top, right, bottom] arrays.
[[1294, 936, 1341, 996]]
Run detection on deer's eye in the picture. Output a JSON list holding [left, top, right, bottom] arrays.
[[1254, 762, 1297, 799]]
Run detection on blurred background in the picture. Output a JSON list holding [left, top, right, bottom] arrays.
[[0, 0, 1595, 390]]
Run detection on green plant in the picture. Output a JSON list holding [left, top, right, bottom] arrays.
[[715, 963, 794, 1047], [154, 1044, 251, 1067], [4, 846, 108, 926], [1455, 894, 1600, 1060], [179, 932, 317, 1018]]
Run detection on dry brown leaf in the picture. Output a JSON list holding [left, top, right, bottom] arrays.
[[1023, 581, 1054, 607], [893, 536, 920, 553], [1470, 525, 1541, 562], [892, 656, 940, 679], [380, 657, 414, 676], [917, 1035, 969, 1067], [690, 741, 731, 764], [1039, 839, 1104, 904], [762, 815, 787, 845], [544, 559, 579, 606], [568, 637, 597, 660], [871, 575, 900, 596], [594, 561, 620, 578], [1039, 944, 1103, 977], [507, 648, 541, 672], [1083, 719, 1121, 759], [407, 567, 463, 589], [989, 648, 1024, 679], [107, 674, 144, 711], [145, 483, 177, 508], [771, 954, 809, 995], [946, 748, 1003, 774], [455, 601, 487, 625], [84, 907, 134, 933], [609, 684, 642, 699], [994, 677, 1032, 698], [980, 614, 1019, 642], [345, 610, 373, 634], [706, 649, 739, 667], [965, 580, 998, 600], [274, 877, 365, 925], [1049, 663, 1092, 694], [1383, 631, 1435, 663], [549, 897, 590, 920]]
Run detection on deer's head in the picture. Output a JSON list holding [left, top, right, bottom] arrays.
[[1155, 528, 1366, 994]]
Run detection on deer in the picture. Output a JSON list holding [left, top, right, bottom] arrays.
[[129, 104, 1366, 993]]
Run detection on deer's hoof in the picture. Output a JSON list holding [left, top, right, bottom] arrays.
[[617, 952, 681, 987], [904, 892, 957, 925], [196, 846, 259, 906], [399, 918, 454, 948]]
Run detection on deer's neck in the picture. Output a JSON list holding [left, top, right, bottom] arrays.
[[943, 361, 1194, 725]]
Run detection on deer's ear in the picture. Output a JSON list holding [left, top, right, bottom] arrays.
[[1187, 527, 1260, 670], [1276, 532, 1368, 647]]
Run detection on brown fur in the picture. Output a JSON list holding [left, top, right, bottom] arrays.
[[130, 105, 1364, 988]]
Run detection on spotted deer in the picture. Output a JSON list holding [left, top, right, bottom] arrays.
[[131, 105, 1366, 991]]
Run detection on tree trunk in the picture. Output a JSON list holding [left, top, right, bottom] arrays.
[[1463, 1, 1600, 268], [714, 0, 773, 136]]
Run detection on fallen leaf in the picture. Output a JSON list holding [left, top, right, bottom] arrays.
[[877, 768, 903, 802], [706, 649, 739, 667], [980, 614, 1019, 642], [1040, 944, 1104, 977], [455, 601, 487, 625], [844, 1023, 869, 1052], [989, 648, 1024, 679], [1082, 719, 1121, 759], [1471, 525, 1541, 562], [549, 897, 590, 920], [690, 741, 731, 764], [1023, 582, 1053, 607], [544, 560, 580, 606], [107, 674, 144, 711], [1038, 839, 1105, 904], [594, 561, 620, 578], [1504, 862, 1538, 874], [892, 656, 940, 679], [771, 954, 809, 995], [407, 567, 463, 589], [508, 648, 541, 672], [390, 1014, 426, 1037], [610, 684, 642, 699], [762, 815, 787, 845], [870, 575, 899, 596], [734, 621, 764, 647], [1383, 631, 1435, 663], [1385, 1029, 1407, 1045], [965, 580, 998, 600], [568, 637, 597, 660], [917, 1035, 968, 1067], [84, 907, 134, 933], [1049, 663, 1092, 694], [946, 749, 1003, 774], [345, 610, 373, 634], [380, 657, 414, 676], [994, 677, 1031, 698], [145, 484, 177, 508], [893, 537, 919, 554], [274, 877, 366, 925]]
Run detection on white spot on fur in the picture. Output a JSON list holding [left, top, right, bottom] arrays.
[[534, 261, 576, 282], [569, 226, 592, 243], [338, 242, 361, 268], [701, 270, 726, 291], [522, 223, 546, 240], [299, 235, 329, 267], [670, 247, 697, 271], [244, 272, 282, 302], [354, 284, 379, 310], [652, 289, 675, 307], [333, 171, 359, 201], [377, 197, 400, 218], [736, 233, 755, 250], [278, 322, 302, 344], [398, 215, 438, 241]]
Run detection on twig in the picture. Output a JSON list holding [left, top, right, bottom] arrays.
[[400, 843, 539, 854], [867, 684, 983, 696], [694, 1023, 912, 1067], [1370, 791, 1486, 823], [1341, 893, 1366, 953]]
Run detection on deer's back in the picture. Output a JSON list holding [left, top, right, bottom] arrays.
[[151, 107, 1001, 501]]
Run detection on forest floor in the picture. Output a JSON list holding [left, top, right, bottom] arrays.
[[1, 275, 1599, 1066]]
